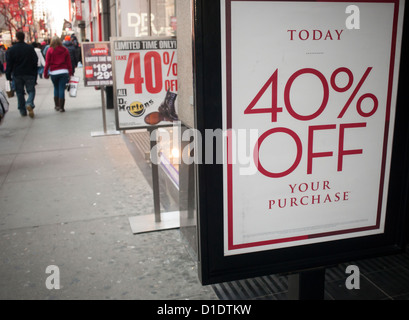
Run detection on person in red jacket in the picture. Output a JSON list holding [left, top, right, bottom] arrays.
[[44, 36, 73, 112]]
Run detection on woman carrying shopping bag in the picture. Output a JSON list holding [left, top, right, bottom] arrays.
[[44, 36, 73, 112]]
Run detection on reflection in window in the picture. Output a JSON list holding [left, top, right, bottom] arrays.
[[124, 0, 176, 37]]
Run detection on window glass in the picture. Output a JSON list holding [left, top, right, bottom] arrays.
[[120, 0, 176, 37]]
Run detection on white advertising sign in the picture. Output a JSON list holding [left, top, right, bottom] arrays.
[[221, 0, 404, 255], [112, 38, 178, 130]]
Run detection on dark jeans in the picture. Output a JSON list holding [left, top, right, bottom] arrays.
[[14, 75, 36, 115], [51, 73, 69, 99], [38, 66, 44, 78]]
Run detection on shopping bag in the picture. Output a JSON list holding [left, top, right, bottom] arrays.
[[5, 80, 14, 98], [68, 76, 80, 97], [0, 89, 10, 125]]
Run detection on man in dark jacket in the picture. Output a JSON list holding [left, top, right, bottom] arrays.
[[63, 36, 77, 75], [6, 32, 38, 118]]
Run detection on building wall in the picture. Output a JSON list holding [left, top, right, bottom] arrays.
[[175, 0, 194, 128], [87, 0, 193, 124], [109, 0, 117, 37]]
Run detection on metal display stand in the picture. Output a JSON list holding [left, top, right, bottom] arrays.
[[91, 86, 121, 137], [81, 42, 118, 137], [110, 37, 180, 233], [128, 127, 180, 234]]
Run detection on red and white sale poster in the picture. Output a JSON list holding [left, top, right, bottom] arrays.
[[112, 38, 178, 130], [221, 0, 404, 255]]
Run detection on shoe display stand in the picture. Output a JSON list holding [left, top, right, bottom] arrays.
[[91, 86, 120, 137], [128, 127, 180, 234]]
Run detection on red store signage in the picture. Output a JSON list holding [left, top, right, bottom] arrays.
[[75, 0, 82, 20]]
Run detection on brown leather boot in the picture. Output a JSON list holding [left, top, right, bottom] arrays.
[[59, 98, 65, 112], [54, 97, 60, 111]]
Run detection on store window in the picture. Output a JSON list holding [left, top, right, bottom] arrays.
[[120, 0, 176, 37]]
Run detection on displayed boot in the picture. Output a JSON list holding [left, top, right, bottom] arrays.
[[157, 90, 178, 121], [144, 91, 178, 125], [144, 111, 164, 125], [59, 98, 65, 112], [54, 97, 60, 111]]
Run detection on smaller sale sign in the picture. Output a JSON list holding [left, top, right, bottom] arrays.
[[82, 42, 113, 87], [112, 37, 178, 130]]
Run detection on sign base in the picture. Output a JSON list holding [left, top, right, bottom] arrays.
[[288, 268, 326, 300], [91, 130, 121, 137], [128, 211, 180, 234]]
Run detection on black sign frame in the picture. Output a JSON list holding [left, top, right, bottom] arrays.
[[193, 0, 409, 285]]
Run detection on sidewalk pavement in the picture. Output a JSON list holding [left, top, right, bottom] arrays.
[[0, 70, 218, 300]]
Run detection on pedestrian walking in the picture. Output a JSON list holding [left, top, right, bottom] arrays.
[[63, 36, 77, 75], [0, 45, 6, 73], [42, 39, 50, 58], [33, 43, 46, 79], [5, 32, 38, 118], [70, 33, 80, 66], [43, 36, 73, 113]]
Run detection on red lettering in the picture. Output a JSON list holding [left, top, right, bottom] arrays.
[[343, 191, 350, 201], [278, 199, 286, 208], [254, 127, 302, 178], [313, 30, 322, 40], [299, 29, 309, 40], [335, 192, 341, 202], [338, 123, 366, 171], [300, 196, 308, 205], [308, 125, 337, 174], [324, 30, 333, 40], [299, 183, 308, 192], [268, 189, 349, 210], [288, 30, 296, 40], [335, 29, 344, 40], [312, 195, 321, 204], [254, 124, 365, 178], [284, 69, 329, 121], [287, 30, 343, 41]]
